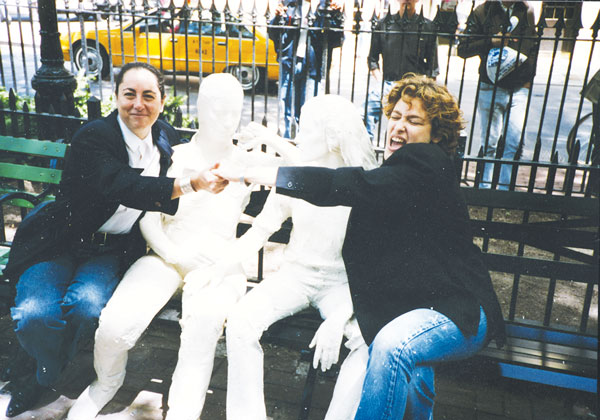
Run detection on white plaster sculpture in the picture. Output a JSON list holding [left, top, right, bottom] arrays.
[[224, 94, 378, 420], [67, 73, 283, 420]]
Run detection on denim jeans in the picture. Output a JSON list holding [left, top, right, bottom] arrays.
[[280, 60, 320, 139], [364, 80, 393, 142], [354, 307, 488, 420], [11, 250, 122, 386], [478, 82, 529, 190]]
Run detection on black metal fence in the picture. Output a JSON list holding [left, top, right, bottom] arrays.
[[1, 0, 599, 194]]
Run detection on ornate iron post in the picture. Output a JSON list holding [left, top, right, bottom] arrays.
[[31, 0, 76, 116]]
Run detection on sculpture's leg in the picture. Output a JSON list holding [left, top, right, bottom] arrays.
[[313, 283, 368, 420], [226, 266, 312, 420], [67, 254, 181, 420], [165, 270, 247, 420]]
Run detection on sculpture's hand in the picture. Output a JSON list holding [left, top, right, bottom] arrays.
[[309, 317, 346, 372], [168, 247, 214, 275], [236, 122, 275, 151], [212, 160, 245, 183]]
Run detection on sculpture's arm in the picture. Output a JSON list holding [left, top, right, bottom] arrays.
[[139, 211, 214, 270], [236, 122, 303, 164], [228, 188, 291, 265], [309, 293, 354, 372]]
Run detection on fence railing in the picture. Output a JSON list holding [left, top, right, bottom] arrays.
[[0, 0, 599, 193]]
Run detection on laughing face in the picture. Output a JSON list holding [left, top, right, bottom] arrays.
[[384, 96, 437, 160]]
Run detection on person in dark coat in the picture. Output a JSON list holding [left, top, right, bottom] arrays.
[[214, 73, 506, 419], [2, 62, 227, 418]]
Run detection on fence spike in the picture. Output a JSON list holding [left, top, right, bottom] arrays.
[[591, 8, 600, 38], [8, 89, 16, 110]]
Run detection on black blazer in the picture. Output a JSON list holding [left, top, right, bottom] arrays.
[[276, 143, 506, 346], [4, 111, 181, 281]]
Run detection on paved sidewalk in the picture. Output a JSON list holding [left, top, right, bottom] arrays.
[[0, 312, 596, 420]]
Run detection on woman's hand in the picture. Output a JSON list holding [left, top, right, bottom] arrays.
[[191, 167, 229, 193]]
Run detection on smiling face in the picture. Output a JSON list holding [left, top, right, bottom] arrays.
[[116, 68, 166, 139], [385, 97, 435, 160]]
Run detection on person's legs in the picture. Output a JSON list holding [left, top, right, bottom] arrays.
[[60, 253, 122, 371], [478, 83, 507, 189], [165, 268, 247, 420], [354, 307, 488, 420], [67, 254, 181, 419], [226, 267, 313, 420], [280, 67, 293, 138], [364, 85, 382, 141], [305, 77, 321, 100], [497, 86, 529, 190], [11, 255, 76, 386]]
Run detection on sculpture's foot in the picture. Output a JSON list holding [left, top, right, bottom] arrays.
[[67, 381, 119, 420]]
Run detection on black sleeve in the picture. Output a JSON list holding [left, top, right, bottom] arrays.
[[457, 8, 490, 59], [367, 21, 383, 71], [275, 144, 445, 210], [67, 121, 177, 214]]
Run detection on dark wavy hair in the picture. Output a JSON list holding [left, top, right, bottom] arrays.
[[114, 62, 165, 98], [383, 73, 465, 155]]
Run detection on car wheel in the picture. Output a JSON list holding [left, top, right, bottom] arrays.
[[73, 41, 110, 79], [226, 65, 262, 91]]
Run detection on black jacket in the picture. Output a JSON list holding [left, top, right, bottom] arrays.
[[368, 11, 439, 81], [276, 143, 506, 346], [457, 1, 538, 89], [4, 111, 181, 281]]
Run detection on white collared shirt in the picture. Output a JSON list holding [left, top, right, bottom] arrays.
[[97, 116, 161, 234]]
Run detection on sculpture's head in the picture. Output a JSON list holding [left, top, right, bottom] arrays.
[[297, 95, 378, 169], [196, 73, 244, 140]]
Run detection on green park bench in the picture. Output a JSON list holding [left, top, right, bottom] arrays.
[[0, 135, 597, 419], [0, 135, 70, 305]]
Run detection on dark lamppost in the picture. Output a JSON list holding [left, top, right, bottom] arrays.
[[31, 0, 76, 116]]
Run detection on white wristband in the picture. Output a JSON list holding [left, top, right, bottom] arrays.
[[179, 176, 196, 194]]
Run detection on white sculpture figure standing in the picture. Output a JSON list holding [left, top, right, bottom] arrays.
[[67, 74, 282, 420], [224, 95, 378, 420]]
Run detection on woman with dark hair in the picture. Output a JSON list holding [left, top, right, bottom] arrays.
[[216, 73, 506, 419], [2, 62, 227, 417]]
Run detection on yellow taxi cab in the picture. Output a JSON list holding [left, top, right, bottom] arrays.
[[60, 11, 280, 90]]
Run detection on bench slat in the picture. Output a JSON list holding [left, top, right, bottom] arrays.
[[462, 187, 599, 218], [482, 253, 599, 283], [0, 136, 68, 158], [0, 162, 64, 184]]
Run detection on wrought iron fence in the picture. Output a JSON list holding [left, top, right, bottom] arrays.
[[0, 0, 599, 194]]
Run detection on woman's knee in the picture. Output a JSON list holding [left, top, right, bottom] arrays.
[[11, 296, 63, 333], [62, 282, 113, 325]]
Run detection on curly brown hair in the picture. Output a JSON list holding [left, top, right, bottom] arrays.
[[383, 73, 465, 155]]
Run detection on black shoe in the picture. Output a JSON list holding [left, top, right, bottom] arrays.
[[5, 373, 44, 418]]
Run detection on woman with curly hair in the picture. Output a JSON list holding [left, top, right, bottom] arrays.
[[215, 73, 506, 420]]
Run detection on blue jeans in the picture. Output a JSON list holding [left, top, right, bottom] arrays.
[[11, 251, 122, 386], [354, 307, 488, 420], [280, 60, 320, 139], [364, 80, 393, 142], [478, 82, 529, 190]]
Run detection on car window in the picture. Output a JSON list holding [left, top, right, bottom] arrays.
[[128, 17, 165, 33], [177, 19, 255, 39]]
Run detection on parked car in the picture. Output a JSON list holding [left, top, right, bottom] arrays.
[[60, 11, 279, 90]]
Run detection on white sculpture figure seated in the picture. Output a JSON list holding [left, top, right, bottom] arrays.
[[223, 94, 378, 420], [67, 73, 286, 420]]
